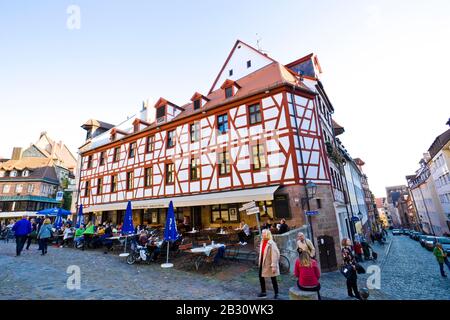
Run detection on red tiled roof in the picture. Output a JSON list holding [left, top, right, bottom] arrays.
[[169, 62, 311, 122]]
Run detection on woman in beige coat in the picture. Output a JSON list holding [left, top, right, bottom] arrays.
[[258, 229, 280, 299]]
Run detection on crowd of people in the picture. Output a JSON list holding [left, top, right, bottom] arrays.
[[255, 229, 383, 300], [3, 214, 408, 300]]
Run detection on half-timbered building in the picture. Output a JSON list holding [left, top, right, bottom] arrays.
[[76, 40, 345, 269]]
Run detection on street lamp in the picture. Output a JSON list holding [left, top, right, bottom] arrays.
[[306, 181, 317, 199], [302, 181, 317, 241]]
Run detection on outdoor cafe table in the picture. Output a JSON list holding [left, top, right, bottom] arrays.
[[190, 243, 225, 256]]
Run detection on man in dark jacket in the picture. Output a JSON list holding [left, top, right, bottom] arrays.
[[12, 215, 32, 256]]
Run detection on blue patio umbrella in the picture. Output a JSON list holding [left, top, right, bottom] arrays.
[[75, 204, 84, 228], [54, 215, 64, 230], [37, 207, 71, 217], [121, 201, 134, 254], [161, 201, 177, 268], [121, 201, 134, 235]]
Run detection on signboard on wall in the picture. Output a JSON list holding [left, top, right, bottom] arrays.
[[56, 191, 64, 202]]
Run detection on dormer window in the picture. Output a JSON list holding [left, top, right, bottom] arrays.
[[229, 69, 233, 76], [221, 79, 240, 99], [22, 170, 30, 177], [193, 99, 201, 110], [190, 92, 210, 110], [156, 105, 166, 123], [247, 60, 252, 68], [10, 170, 17, 177], [0, 170, 5, 177], [225, 87, 233, 99]]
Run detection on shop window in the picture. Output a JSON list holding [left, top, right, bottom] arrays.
[[211, 204, 239, 223]]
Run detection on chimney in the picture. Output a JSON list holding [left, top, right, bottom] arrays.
[[12, 147, 23, 160], [145, 99, 156, 124]]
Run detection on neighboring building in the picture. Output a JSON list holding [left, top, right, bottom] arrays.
[[428, 128, 450, 234], [0, 133, 77, 221], [375, 197, 390, 228], [385, 185, 409, 227], [407, 127, 450, 236], [76, 40, 350, 271]]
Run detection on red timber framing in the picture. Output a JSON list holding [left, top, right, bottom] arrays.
[[78, 84, 332, 211]]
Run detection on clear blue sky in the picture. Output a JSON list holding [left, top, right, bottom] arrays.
[[1, 0, 449, 197]]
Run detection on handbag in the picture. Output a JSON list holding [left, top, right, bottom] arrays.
[[340, 264, 352, 279]]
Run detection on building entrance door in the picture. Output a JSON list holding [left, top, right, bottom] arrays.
[[317, 235, 338, 272]]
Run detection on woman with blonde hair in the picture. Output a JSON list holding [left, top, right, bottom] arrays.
[[37, 218, 53, 255], [294, 251, 321, 299], [257, 229, 280, 299]]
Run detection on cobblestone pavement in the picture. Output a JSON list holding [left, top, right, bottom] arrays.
[[0, 242, 293, 300], [377, 233, 450, 299], [1, 233, 448, 300], [318, 232, 450, 300]]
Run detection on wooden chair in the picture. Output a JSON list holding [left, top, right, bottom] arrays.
[[196, 248, 220, 271]]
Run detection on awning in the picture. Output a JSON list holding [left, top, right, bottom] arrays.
[[0, 211, 40, 219], [83, 185, 280, 213]]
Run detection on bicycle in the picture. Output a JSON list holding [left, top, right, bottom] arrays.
[[245, 249, 291, 275]]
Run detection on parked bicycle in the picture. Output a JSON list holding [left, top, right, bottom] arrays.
[[245, 248, 291, 275]]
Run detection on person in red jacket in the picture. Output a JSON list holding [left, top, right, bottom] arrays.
[[294, 251, 321, 300], [354, 241, 363, 262]]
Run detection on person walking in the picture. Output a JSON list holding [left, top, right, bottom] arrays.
[[433, 242, 450, 277], [294, 251, 321, 300], [257, 229, 280, 299], [297, 232, 316, 258], [12, 215, 32, 256], [25, 218, 38, 250], [37, 218, 53, 255], [354, 241, 364, 262], [341, 238, 362, 300]]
